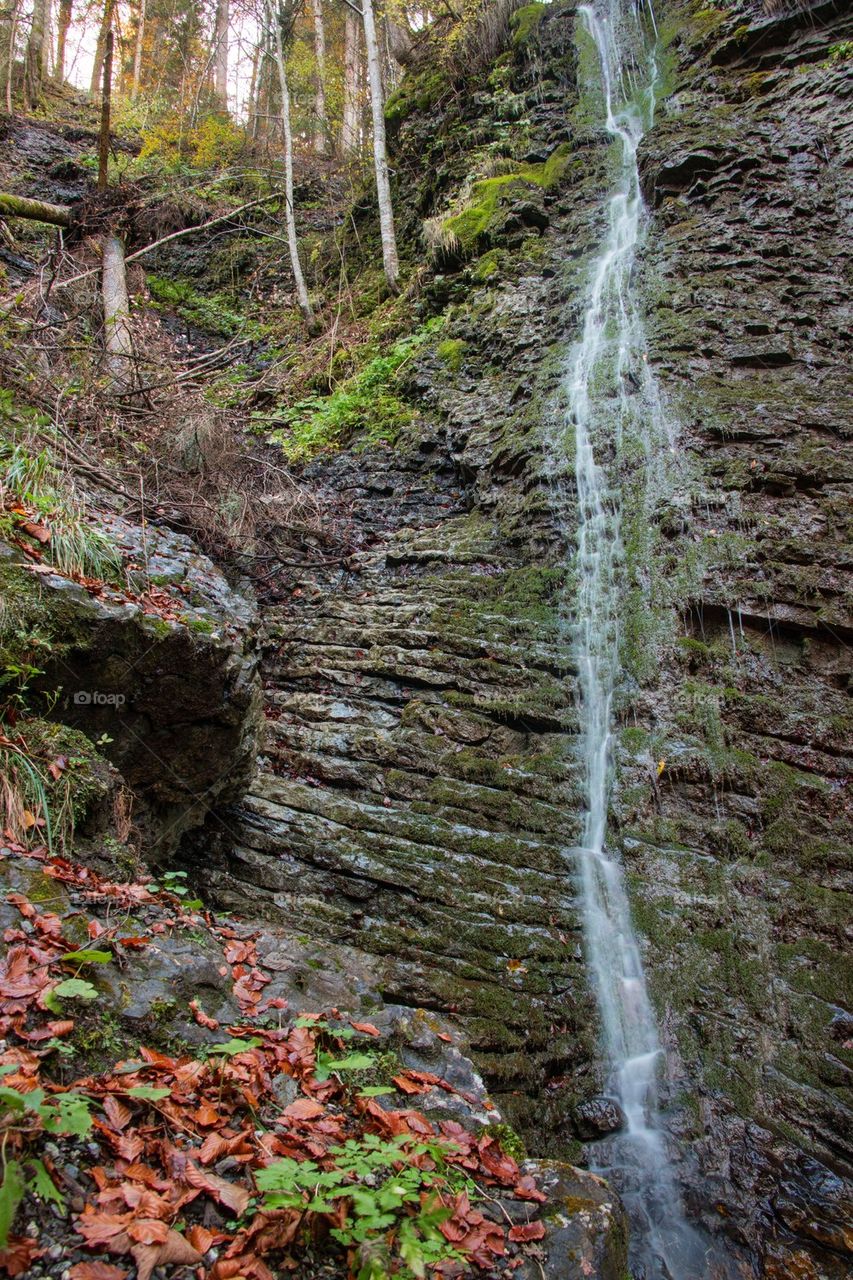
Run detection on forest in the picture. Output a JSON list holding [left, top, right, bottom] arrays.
[[0, 1, 850, 1278]]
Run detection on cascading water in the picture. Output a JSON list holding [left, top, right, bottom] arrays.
[[551, 2, 718, 1276]]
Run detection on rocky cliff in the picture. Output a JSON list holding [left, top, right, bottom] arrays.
[[179, 2, 851, 1275]]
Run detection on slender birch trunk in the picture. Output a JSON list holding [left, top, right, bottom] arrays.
[[266, 0, 314, 327], [130, 0, 144, 100], [98, 27, 134, 389], [1, 0, 19, 110], [102, 232, 133, 387], [213, 0, 228, 113], [341, 7, 360, 157], [246, 35, 260, 135], [360, 0, 399, 290], [54, 0, 71, 80], [310, 0, 327, 156]]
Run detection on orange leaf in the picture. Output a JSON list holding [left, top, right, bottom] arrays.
[[189, 999, 219, 1030], [282, 1097, 324, 1120], [509, 1221, 546, 1242], [391, 1074, 428, 1095], [185, 1225, 216, 1255], [103, 1096, 133, 1131], [0, 1239, 43, 1278], [20, 520, 51, 544], [127, 1220, 169, 1246], [131, 1230, 202, 1280], [69, 1264, 128, 1280], [349, 1021, 380, 1037]]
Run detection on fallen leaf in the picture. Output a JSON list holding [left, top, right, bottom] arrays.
[[349, 1020, 380, 1037], [69, 1264, 128, 1280], [282, 1097, 324, 1120], [185, 1224, 216, 1255], [509, 1221, 546, 1242], [0, 1238, 44, 1277], [131, 1230, 202, 1280], [189, 999, 219, 1030], [127, 1219, 169, 1246], [20, 520, 51, 543]]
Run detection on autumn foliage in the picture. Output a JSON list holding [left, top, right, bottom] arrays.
[[0, 840, 547, 1279]]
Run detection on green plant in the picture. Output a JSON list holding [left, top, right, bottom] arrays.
[[267, 319, 444, 462], [146, 869, 203, 910], [0, 1074, 94, 1245], [0, 404, 122, 584], [824, 41, 852, 64], [255, 1133, 469, 1280]]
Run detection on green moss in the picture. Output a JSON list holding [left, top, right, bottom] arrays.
[[385, 67, 449, 127], [440, 145, 571, 257], [510, 3, 546, 46], [147, 274, 265, 340], [471, 250, 502, 282], [268, 317, 444, 462], [185, 615, 214, 635], [436, 339, 467, 372]]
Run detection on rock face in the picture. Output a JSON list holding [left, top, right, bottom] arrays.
[[183, 2, 851, 1275], [5, 512, 262, 857]]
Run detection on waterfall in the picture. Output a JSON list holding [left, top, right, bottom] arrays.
[[552, 3, 715, 1275]]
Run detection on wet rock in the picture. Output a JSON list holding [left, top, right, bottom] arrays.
[[517, 1161, 629, 1280], [574, 1097, 626, 1139], [7, 512, 263, 857]]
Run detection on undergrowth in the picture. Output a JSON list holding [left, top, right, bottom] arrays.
[[265, 317, 444, 462]]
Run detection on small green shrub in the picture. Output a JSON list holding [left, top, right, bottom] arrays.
[[255, 1133, 469, 1280], [269, 318, 444, 462]]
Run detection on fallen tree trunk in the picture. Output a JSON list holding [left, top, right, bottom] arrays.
[[0, 192, 71, 226]]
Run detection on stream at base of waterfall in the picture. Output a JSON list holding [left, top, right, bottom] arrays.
[[547, 4, 736, 1276]]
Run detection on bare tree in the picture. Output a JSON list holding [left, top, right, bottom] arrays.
[[55, 0, 72, 80], [341, 4, 360, 156], [361, 0, 399, 289], [130, 0, 145, 101], [1, 0, 20, 110], [90, 0, 112, 96], [24, 0, 48, 106], [213, 0, 228, 113], [266, 0, 315, 326], [98, 27, 134, 389], [310, 0, 327, 155]]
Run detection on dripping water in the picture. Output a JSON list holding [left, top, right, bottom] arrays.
[[545, 2, 727, 1274]]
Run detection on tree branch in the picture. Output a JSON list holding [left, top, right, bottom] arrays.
[[124, 193, 283, 264]]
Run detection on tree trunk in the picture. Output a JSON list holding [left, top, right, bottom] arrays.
[[0, 191, 70, 225], [246, 35, 260, 135], [266, 0, 315, 327], [1, 0, 19, 111], [102, 232, 133, 389], [213, 0, 228, 113], [130, 0, 144, 101], [361, 0, 399, 290], [24, 0, 47, 107], [310, 0, 327, 156], [90, 0, 112, 97], [341, 7, 360, 157], [54, 0, 72, 81], [98, 25, 113, 191]]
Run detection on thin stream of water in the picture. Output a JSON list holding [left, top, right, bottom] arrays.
[[553, 2, 715, 1274]]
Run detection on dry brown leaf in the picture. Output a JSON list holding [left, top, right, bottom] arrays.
[[69, 1263, 128, 1280], [126, 1219, 169, 1245], [130, 1230, 202, 1280], [282, 1097, 323, 1120]]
